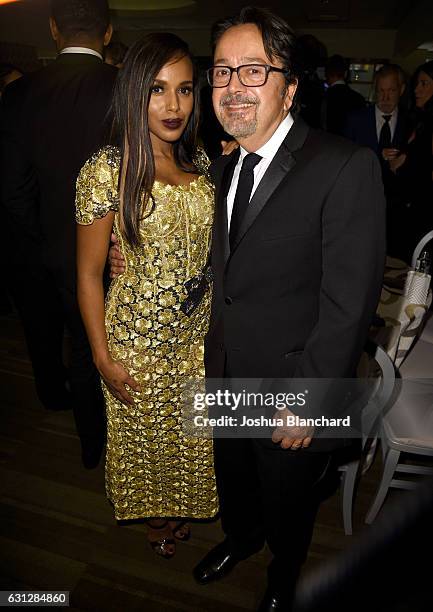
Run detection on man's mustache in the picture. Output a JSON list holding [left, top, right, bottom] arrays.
[[220, 94, 259, 107]]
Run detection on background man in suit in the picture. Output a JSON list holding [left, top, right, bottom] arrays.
[[345, 64, 407, 158], [193, 7, 385, 611], [0, 0, 117, 468], [345, 64, 408, 255], [321, 54, 365, 135]]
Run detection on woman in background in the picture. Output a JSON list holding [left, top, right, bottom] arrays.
[[75, 33, 218, 558], [390, 60, 433, 258]]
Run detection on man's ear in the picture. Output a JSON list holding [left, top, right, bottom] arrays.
[[283, 79, 298, 112], [400, 82, 406, 97], [49, 16, 59, 42], [104, 24, 113, 47]]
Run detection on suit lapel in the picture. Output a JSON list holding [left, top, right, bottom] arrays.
[[214, 149, 240, 265], [229, 117, 309, 256]]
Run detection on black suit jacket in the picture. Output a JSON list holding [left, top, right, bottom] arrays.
[[205, 117, 385, 446], [0, 53, 117, 287], [345, 105, 409, 156], [323, 83, 365, 136]]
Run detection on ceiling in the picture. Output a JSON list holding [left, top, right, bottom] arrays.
[[0, 0, 426, 57]]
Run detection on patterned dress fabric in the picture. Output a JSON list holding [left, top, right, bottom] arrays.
[[75, 146, 218, 520]]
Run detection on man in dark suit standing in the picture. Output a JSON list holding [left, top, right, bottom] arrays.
[[0, 0, 117, 468], [321, 54, 365, 136], [345, 64, 407, 158], [193, 7, 385, 611], [345, 64, 408, 255]]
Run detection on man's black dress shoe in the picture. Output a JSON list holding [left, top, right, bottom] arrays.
[[257, 587, 293, 612], [193, 540, 239, 584]]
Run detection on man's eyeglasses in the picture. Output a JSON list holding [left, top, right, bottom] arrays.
[[206, 64, 287, 88]]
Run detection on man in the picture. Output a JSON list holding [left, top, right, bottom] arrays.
[[195, 8, 385, 611], [0, 0, 117, 468], [345, 64, 407, 158], [321, 54, 365, 135], [109, 7, 385, 610], [345, 64, 408, 256]]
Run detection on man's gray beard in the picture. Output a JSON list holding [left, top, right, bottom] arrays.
[[218, 97, 259, 138], [222, 117, 258, 138]]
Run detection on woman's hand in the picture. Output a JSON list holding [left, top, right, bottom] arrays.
[[96, 356, 140, 405], [221, 140, 239, 156]]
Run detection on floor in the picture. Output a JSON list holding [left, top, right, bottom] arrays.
[[0, 312, 411, 611]]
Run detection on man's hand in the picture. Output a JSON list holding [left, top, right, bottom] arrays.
[[271, 407, 313, 450], [108, 232, 126, 278], [388, 152, 407, 173], [382, 147, 400, 162]]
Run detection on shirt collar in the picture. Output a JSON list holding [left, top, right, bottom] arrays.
[[60, 47, 103, 61], [239, 112, 294, 162], [375, 104, 398, 119]]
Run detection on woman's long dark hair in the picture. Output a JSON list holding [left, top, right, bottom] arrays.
[[111, 33, 200, 247], [409, 60, 433, 139], [412, 60, 433, 113]]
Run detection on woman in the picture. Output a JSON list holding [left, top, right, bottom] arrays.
[[75, 33, 218, 558], [389, 61, 433, 259]]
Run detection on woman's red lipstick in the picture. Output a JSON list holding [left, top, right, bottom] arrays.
[[162, 119, 183, 129]]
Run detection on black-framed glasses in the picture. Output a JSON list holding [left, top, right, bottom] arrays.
[[206, 64, 287, 88]]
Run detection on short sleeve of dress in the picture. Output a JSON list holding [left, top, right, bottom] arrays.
[[75, 145, 120, 225]]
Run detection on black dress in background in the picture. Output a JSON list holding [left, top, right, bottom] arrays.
[[393, 110, 433, 262]]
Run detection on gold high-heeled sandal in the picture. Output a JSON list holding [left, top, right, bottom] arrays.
[[170, 520, 191, 541], [147, 520, 176, 559]]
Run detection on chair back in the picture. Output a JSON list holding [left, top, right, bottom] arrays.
[[359, 341, 395, 445], [410, 229, 433, 269]]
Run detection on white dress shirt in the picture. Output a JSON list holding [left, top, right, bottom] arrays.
[[375, 105, 398, 143], [227, 112, 294, 229], [60, 46, 103, 61]]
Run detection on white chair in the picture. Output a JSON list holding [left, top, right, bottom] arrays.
[[362, 232, 433, 524], [339, 342, 395, 535], [365, 322, 433, 524], [411, 229, 433, 269]]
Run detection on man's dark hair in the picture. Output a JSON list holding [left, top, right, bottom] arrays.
[[211, 6, 298, 86], [50, 0, 110, 39], [325, 54, 348, 79]]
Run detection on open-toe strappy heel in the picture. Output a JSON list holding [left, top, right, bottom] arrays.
[[147, 520, 176, 559], [170, 520, 191, 542]]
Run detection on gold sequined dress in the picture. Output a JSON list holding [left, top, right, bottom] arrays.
[[75, 146, 218, 521]]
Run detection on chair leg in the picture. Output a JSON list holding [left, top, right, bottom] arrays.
[[362, 436, 378, 475], [341, 461, 359, 535], [365, 448, 400, 524]]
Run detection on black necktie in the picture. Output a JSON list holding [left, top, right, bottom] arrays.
[[229, 153, 262, 249], [379, 114, 392, 149]]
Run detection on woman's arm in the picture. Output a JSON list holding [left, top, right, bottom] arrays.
[[77, 215, 139, 405]]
